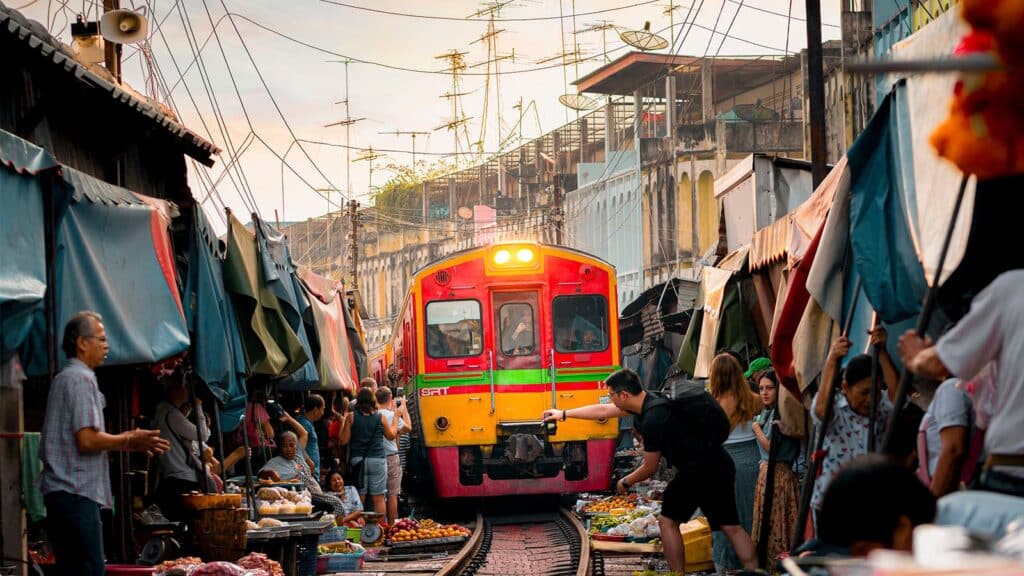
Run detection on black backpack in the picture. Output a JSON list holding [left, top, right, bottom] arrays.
[[645, 387, 730, 466]]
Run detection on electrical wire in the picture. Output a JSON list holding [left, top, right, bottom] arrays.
[[141, 0, 245, 219], [319, 0, 660, 22], [218, 1, 350, 205], [227, 14, 769, 78], [175, 0, 259, 214], [190, 0, 262, 213], [726, 0, 840, 28]]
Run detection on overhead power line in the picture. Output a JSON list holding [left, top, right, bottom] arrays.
[[726, 0, 840, 28], [319, 0, 661, 22], [227, 14, 797, 78]]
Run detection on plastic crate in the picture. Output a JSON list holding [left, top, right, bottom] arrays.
[[298, 534, 320, 576], [320, 525, 363, 544], [316, 551, 364, 574], [318, 526, 345, 544]]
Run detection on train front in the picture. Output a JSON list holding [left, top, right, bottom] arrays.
[[410, 243, 620, 498]]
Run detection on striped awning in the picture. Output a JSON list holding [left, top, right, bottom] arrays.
[[749, 156, 847, 272]]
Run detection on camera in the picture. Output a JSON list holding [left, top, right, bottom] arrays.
[[265, 401, 285, 420]]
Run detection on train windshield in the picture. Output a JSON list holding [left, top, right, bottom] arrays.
[[425, 300, 483, 358], [553, 295, 609, 353], [498, 302, 537, 356]]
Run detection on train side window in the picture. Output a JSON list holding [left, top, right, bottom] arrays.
[[425, 300, 483, 358], [553, 295, 609, 353], [498, 303, 536, 356]]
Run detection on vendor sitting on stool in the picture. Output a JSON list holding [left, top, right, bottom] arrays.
[[259, 431, 344, 516], [326, 470, 363, 525]]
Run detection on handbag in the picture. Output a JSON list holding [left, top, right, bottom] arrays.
[[345, 414, 381, 490]]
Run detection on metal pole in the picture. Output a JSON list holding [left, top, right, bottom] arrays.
[[345, 61, 352, 200], [792, 275, 862, 551], [804, 0, 827, 189], [867, 312, 881, 453], [212, 399, 226, 481], [103, 0, 122, 83], [690, 152, 698, 268], [240, 413, 255, 521], [882, 175, 969, 454], [348, 199, 360, 289]]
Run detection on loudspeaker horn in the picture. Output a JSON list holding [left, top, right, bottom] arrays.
[[100, 10, 148, 44]]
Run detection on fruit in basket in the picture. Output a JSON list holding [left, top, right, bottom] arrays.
[[583, 494, 637, 513], [389, 523, 470, 542]]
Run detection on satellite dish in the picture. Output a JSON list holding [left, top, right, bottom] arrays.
[[100, 9, 148, 45], [619, 21, 669, 51], [457, 206, 473, 220], [559, 94, 599, 111]]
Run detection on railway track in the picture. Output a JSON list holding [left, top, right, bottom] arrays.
[[438, 509, 589, 576], [350, 506, 589, 576]]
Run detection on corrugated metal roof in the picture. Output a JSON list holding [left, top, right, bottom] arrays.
[[750, 215, 792, 271], [62, 165, 145, 206], [0, 4, 220, 166], [0, 127, 57, 174]]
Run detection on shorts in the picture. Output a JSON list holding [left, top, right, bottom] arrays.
[[386, 453, 402, 496], [660, 449, 741, 530], [351, 456, 388, 497]]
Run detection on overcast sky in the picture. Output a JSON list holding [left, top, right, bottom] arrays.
[[21, 0, 841, 231]]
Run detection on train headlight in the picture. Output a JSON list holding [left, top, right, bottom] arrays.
[[434, 417, 450, 431], [515, 248, 535, 263], [493, 249, 512, 265]]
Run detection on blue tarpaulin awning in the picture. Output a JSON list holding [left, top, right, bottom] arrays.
[[0, 129, 57, 358], [24, 166, 190, 374], [848, 84, 928, 325], [184, 206, 248, 422], [257, 219, 319, 391]]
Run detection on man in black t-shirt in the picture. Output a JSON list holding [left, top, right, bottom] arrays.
[[543, 368, 757, 573]]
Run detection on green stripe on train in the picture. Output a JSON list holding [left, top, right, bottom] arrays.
[[414, 366, 619, 388]]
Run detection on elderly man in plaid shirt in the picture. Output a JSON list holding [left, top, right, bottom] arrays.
[[38, 311, 170, 576]]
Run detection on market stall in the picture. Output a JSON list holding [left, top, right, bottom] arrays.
[[575, 486, 714, 573]]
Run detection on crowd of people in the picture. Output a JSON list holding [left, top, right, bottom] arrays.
[[547, 269, 1024, 573], [33, 269, 1024, 574]]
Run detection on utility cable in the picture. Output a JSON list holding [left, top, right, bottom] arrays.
[[219, 1, 349, 206], [318, 0, 660, 22]]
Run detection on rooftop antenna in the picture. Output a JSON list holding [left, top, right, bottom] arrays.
[[435, 50, 473, 164], [325, 59, 365, 203], [354, 146, 385, 203], [559, 0, 598, 112], [580, 20, 617, 64], [661, 0, 684, 49], [469, 2, 516, 162], [619, 20, 670, 51], [379, 129, 431, 223]]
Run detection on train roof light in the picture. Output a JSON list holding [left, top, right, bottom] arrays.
[[486, 244, 542, 274]]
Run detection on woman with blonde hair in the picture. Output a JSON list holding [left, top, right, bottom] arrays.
[[708, 352, 762, 571]]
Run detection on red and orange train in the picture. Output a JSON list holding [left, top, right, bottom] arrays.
[[369, 242, 621, 498]]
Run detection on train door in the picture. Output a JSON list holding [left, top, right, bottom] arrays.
[[490, 290, 546, 420]]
